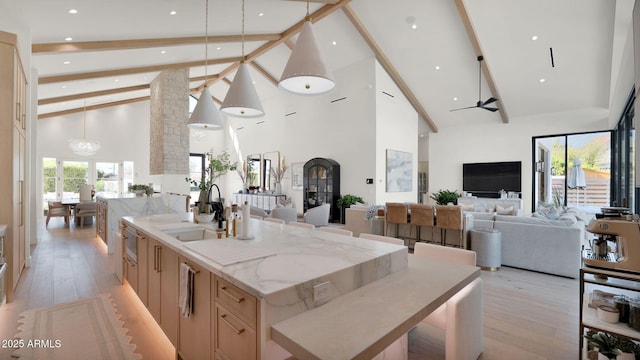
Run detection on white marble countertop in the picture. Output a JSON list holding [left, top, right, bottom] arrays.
[[123, 214, 408, 300], [271, 255, 480, 360]]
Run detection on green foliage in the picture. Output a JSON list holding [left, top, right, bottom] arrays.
[[186, 150, 238, 191], [337, 194, 364, 208], [584, 332, 621, 359], [550, 134, 610, 176], [430, 189, 461, 205], [43, 160, 56, 193], [129, 184, 151, 192], [63, 163, 88, 192]]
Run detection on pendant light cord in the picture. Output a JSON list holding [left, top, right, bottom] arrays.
[[241, 0, 245, 61], [204, 0, 209, 82], [305, 0, 311, 21]]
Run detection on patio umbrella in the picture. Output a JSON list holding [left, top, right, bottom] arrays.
[[567, 157, 586, 206]]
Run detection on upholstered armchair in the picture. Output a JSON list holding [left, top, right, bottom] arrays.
[[46, 201, 71, 227], [303, 204, 330, 227], [270, 207, 298, 224], [413, 242, 483, 360]]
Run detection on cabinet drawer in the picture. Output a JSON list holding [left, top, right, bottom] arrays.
[[214, 276, 257, 328], [214, 303, 257, 360]]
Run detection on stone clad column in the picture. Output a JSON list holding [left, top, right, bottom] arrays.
[[149, 69, 190, 192]]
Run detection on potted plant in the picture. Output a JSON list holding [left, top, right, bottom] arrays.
[[430, 189, 462, 205], [337, 194, 364, 224], [129, 184, 150, 197], [584, 332, 621, 360], [185, 150, 237, 218]]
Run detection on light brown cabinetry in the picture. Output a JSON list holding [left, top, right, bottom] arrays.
[[177, 257, 211, 360], [96, 198, 108, 243], [136, 234, 148, 306], [147, 237, 179, 346], [213, 276, 258, 360], [0, 30, 27, 303]]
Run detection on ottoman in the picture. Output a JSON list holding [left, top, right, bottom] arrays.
[[470, 228, 501, 271]]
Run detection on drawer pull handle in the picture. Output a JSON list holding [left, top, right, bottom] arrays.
[[220, 286, 245, 303], [220, 314, 245, 335]]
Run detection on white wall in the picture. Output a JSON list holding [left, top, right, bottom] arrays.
[[428, 114, 609, 213], [374, 61, 419, 204], [222, 57, 378, 209]]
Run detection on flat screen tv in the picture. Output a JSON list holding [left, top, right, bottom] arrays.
[[463, 161, 521, 198]]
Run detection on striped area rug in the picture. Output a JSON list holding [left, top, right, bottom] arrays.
[[12, 294, 140, 360]]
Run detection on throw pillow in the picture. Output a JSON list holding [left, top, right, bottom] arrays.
[[545, 207, 560, 220], [496, 205, 514, 215], [278, 197, 293, 208], [458, 202, 474, 212]]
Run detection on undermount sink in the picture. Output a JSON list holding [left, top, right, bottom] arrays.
[[162, 227, 219, 242]]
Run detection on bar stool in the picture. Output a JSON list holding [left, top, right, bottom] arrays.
[[435, 205, 465, 248], [385, 202, 408, 239], [409, 204, 435, 243]]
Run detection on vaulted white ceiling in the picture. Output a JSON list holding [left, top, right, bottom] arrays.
[[3, 0, 635, 133]]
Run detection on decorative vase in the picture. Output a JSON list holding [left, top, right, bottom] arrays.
[[197, 190, 210, 214], [275, 183, 282, 194], [133, 190, 145, 197]]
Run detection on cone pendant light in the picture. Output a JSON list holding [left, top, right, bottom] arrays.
[[187, 0, 223, 129], [221, 0, 264, 117], [278, 1, 335, 95]]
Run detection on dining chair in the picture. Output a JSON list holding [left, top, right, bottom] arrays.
[[74, 201, 97, 227], [413, 242, 483, 360], [318, 227, 353, 237], [46, 201, 71, 227], [409, 204, 435, 243], [435, 205, 465, 248], [303, 204, 331, 227], [385, 202, 408, 239], [359, 233, 404, 246]]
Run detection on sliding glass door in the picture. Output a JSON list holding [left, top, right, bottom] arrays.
[[533, 131, 611, 213]]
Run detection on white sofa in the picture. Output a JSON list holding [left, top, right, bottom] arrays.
[[469, 211, 586, 278]]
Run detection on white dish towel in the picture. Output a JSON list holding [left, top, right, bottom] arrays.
[[179, 263, 195, 318]]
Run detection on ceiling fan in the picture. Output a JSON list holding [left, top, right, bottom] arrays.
[[450, 55, 499, 113]]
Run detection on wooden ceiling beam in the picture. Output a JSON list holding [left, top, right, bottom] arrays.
[[38, 84, 149, 105], [250, 61, 278, 87], [342, 5, 439, 133], [38, 96, 149, 119], [32, 34, 281, 54], [38, 56, 242, 85], [455, 0, 509, 124]]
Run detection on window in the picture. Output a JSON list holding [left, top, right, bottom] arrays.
[[188, 153, 205, 204], [612, 89, 636, 211], [62, 161, 89, 199], [96, 162, 120, 196], [532, 131, 612, 214]]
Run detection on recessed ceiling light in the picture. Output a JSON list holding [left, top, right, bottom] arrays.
[[68, 9, 78, 14], [453, 97, 458, 101], [61, 85, 67, 89], [539, 78, 545, 83], [420, 134, 425, 138], [258, 12, 264, 17], [160, 50, 166, 54], [63, 61, 70, 65], [531, 35, 539, 41], [114, 79, 120, 82], [332, 41, 337, 46], [411, 24, 417, 30], [216, 46, 221, 50], [169, 10, 176, 15], [65, 37, 73, 41], [435, 65, 440, 70]]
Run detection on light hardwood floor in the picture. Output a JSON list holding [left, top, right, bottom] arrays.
[[0, 218, 579, 359]]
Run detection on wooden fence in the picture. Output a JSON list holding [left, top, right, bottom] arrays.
[[552, 177, 610, 207]]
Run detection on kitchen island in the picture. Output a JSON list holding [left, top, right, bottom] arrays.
[[121, 213, 479, 359]]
